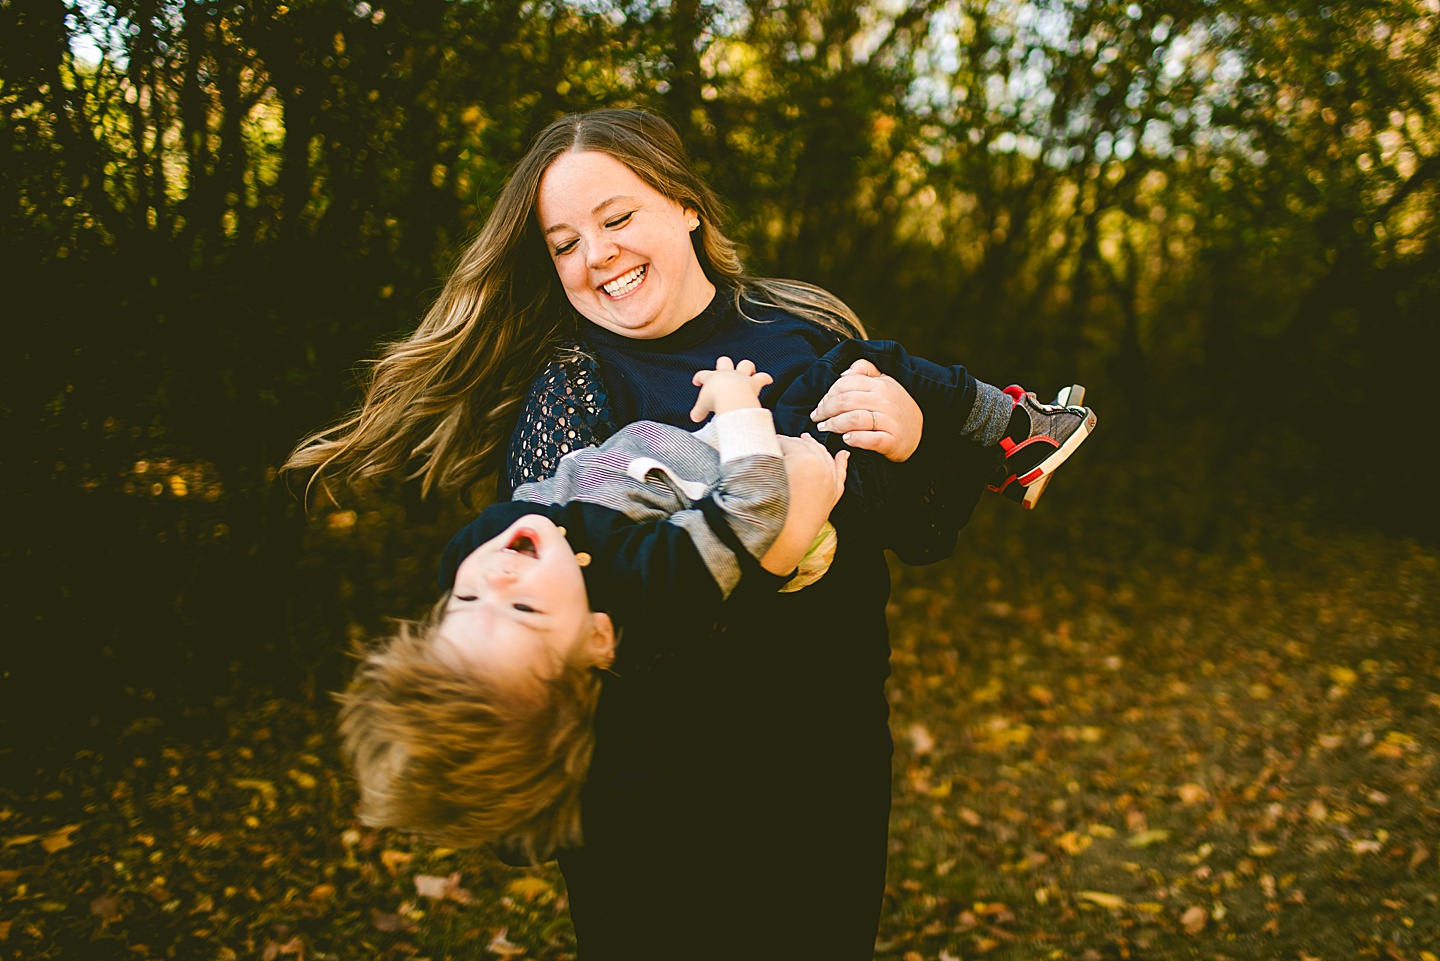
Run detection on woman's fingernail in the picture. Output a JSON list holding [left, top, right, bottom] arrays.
[[817, 421, 830, 431], [842, 433, 853, 443], [810, 408, 820, 419]]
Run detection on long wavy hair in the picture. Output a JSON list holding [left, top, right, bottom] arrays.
[[285, 108, 866, 503]]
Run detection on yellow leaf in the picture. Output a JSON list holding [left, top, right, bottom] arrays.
[[1328, 666, 1358, 686], [379, 849, 413, 874], [287, 769, 317, 790], [1181, 904, 1208, 935], [1248, 843, 1277, 857], [1077, 890, 1127, 910], [3, 835, 40, 848], [1128, 829, 1171, 848], [1177, 783, 1208, 805], [1057, 832, 1092, 855], [505, 876, 555, 902], [41, 825, 79, 854]]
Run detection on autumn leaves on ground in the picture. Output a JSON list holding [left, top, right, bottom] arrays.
[[3, 503, 1438, 961]]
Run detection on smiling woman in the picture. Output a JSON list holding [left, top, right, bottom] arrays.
[[286, 108, 998, 961]]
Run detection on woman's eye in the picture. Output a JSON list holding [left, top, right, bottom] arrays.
[[605, 212, 633, 229], [454, 594, 477, 602], [513, 603, 537, 613], [554, 240, 578, 256]]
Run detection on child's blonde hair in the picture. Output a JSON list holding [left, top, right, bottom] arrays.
[[338, 606, 602, 862], [285, 108, 864, 504]]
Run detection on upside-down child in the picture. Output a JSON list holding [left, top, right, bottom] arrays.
[[338, 343, 1096, 864]]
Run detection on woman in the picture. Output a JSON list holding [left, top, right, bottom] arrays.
[[290, 109, 1004, 959]]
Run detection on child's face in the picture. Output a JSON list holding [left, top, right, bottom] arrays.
[[437, 515, 613, 689]]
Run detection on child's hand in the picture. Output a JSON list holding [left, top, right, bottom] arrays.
[[690, 357, 773, 422], [761, 435, 849, 575], [778, 435, 849, 517]]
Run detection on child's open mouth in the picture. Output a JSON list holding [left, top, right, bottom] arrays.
[[506, 530, 539, 558]]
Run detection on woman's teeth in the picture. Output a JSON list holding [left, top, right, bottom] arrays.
[[602, 266, 646, 297]]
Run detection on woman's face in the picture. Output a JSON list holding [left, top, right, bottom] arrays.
[[536, 150, 715, 340]]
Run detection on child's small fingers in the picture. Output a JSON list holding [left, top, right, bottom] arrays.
[[845, 359, 881, 378], [754, 372, 774, 388], [689, 403, 707, 423], [713, 356, 735, 370], [735, 358, 757, 375]]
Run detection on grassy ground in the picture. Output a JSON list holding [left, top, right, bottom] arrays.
[[3, 499, 1438, 960]]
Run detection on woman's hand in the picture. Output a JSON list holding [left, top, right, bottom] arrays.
[[691, 356, 773, 422], [810, 359, 923, 462]]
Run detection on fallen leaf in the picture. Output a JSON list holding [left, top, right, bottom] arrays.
[[1177, 783, 1208, 805], [1128, 829, 1171, 848], [1181, 904, 1208, 935], [1306, 800, 1328, 822], [1077, 891, 1127, 910], [3, 835, 40, 848], [505, 876, 555, 903], [380, 849, 413, 875], [1351, 839, 1382, 854], [487, 927, 525, 957], [308, 884, 335, 901], [907, 724, 935, 755], [41, 824, 80, 854], [287, 769, 317, 790], [1057, 831, 1092, 855], [414, 874, 451, 899], [371, 909, 416, 933], [0, 920, 11, 941], [90, 894, 123, 923], [1248, 843, 1277, 857]]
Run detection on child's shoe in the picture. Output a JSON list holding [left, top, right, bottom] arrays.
[[988, 384, 1095, 508]]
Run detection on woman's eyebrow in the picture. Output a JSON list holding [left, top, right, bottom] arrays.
[[542, 196, 639, 235]]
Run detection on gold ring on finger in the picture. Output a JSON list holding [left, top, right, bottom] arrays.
[[871, 410, 878, 432]]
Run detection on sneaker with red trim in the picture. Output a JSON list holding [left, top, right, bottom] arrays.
[[988, 384, 1095, 508]]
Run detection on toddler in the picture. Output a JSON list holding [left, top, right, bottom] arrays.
[[339, 345, 1095, 862]]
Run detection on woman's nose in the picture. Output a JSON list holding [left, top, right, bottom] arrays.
[[586, 235, 619, 268]]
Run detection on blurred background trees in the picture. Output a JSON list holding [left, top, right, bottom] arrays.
[[3, 0, 1436, 767]]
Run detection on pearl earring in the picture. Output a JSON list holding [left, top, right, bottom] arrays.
[[575, 552, 592, 568], [687, 217, 700, 229]]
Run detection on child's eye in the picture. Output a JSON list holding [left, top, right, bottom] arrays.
[[513, 603, 537, 613], [553, 239, 578, 256], [605, 212, 633, 229], [454, 594, 477, 602]]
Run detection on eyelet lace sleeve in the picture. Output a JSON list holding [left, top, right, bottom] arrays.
[[500, 347, 618, 500]]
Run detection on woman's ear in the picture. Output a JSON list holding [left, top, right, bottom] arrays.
[[584, 612, 617, 669]]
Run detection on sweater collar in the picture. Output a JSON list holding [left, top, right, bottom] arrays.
[[581, 288, 734, 353]]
